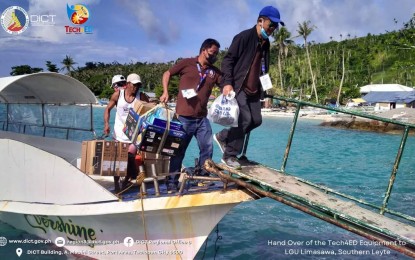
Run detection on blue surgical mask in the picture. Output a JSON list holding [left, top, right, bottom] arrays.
[[260, 23, 269, 40]]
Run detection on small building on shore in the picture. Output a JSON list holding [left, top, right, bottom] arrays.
[[360, 84, 414, 95], [359, 84, 415, 111], [362, 91, 415, 111]]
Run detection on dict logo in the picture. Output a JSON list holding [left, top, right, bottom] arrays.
[[65, 3, 93, 34], [1, 6, 29, 35]]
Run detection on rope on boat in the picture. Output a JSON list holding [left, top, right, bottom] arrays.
[[137, 171, 150, 260], [135, 169, 182, 260], [213, 225, 222, 260], [198, 224, 222, 260]]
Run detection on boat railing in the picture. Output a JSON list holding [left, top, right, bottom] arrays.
[[0, 103, 96, 141], [265, 95, 415, 224], [0, 120, 94, 140]]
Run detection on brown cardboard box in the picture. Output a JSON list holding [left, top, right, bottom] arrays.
[[80, 140, 129, 176], [84, 140, 104, 175], [101, 141, 117, 176], [80, 141, 88, 173], [142, 152, 170, 177], [117, 142, 129, 176], [133, 100, 156, 114]]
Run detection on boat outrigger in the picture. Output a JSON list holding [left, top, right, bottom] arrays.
[[0, 72, 255, 259]]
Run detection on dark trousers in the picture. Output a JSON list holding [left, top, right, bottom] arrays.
[[167, 115, 213, 185], [217, 91, 262, 159], [114, 153, 137, 190]]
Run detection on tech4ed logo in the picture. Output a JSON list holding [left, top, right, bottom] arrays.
[[1, 6, 29, 35], [65, 3, 93, 34]]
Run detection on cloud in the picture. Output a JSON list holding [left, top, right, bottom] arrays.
[[276, 0, 415, 43], [118, 0, 180, 45], [1, 0, 415, 77]]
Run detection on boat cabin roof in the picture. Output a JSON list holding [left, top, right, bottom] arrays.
[[0, 72, 97, 104]]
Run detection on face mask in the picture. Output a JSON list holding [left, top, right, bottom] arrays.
[[260, 22, 269, 40], [207, 54, 217, 64]]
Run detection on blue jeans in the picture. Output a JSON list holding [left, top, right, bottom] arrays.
[[168, 116, 213, 184]]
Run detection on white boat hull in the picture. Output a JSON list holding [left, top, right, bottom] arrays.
[[1, 189, 252, 259], [0, 137, 254, 259]]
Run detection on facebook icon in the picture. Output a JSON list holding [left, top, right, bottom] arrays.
[[123, 237, 134, 247]]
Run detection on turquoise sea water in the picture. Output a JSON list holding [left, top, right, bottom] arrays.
[[0, 108, 414, 259], [196, 116, 414, 260]]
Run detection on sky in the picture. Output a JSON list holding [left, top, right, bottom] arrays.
[[0, 0, 414, 77]]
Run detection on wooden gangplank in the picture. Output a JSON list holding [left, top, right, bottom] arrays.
[[205, 160, 415, 258]]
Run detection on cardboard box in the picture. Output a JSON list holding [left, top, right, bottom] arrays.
[[84, 140, 104, 175], [133, 100, 156, 114], [142, 152, 170, 177], [80, 140, 128, 176], [123, 102, 156, 143], [117, 142, 129, 176], [137, 123, 186, 156], [161, 135, 184, 156], [101, 141, 117, 176], [152, 118, 185, 132], [123, 108, 144, 143], [80, 141, 88, 173]]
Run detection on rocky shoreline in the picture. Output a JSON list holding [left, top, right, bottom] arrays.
[[319, 108, 415, 135]]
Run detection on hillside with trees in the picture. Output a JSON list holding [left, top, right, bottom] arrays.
[[9, 14, 415, 104]]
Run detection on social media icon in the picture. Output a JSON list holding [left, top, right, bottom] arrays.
[[55, 237, 65, 247], [123, 237, 134, 247], [0, 237, 7, 246], [16, 248, 22, 257]]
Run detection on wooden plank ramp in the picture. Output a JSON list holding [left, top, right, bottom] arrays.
[[204, 160, 415, 258]]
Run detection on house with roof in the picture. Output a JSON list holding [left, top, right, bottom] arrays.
[[360, 84, 414, 95], [359, 84, 415, 111], [362, 91, 415, 111]]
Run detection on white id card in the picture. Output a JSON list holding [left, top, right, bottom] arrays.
[[182, 88, 197, 99], [260, 74, 273, 91]]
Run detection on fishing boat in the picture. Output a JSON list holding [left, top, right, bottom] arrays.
[[0, 72, 254, 259], [97, 97, 109, 106]]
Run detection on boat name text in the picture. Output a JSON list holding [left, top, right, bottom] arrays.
[[24, 214, 96, 243]]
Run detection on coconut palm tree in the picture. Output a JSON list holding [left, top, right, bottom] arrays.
[[61, 55, 77, 76], [273, 26, 293, 92], [297, 20, 318, 103], [337, 48, 345, 105], [46, 61, 59, 72]]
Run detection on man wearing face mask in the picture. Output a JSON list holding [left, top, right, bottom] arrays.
[[214, 6, 284, 169], [160, 38, 222, 192]]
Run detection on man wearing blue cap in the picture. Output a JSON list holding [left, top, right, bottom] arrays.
[[214, 6, 284, 169]]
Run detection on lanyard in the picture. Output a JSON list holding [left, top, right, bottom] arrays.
[[196, 63, 209, 92], [261, 58, 266, 75], [261, 50, 266, 75]]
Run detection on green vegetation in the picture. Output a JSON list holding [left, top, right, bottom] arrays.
[[9, 14, 415, 104]]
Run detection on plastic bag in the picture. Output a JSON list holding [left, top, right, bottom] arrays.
[[208, 94, 239, 127]]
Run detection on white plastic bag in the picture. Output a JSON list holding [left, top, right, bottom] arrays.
[[208, 93, 239, 127]]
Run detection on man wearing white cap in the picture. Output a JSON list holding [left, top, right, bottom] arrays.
[[111, 74, 127, 91], [104, 73, 150, 192], [214, 6, 284, 169]]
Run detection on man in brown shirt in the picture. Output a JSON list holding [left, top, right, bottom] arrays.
[[160, 38, 221, 191]]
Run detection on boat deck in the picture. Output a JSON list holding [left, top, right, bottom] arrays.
[[90, 174, 239, 201], [205, 160, 415, 257]]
